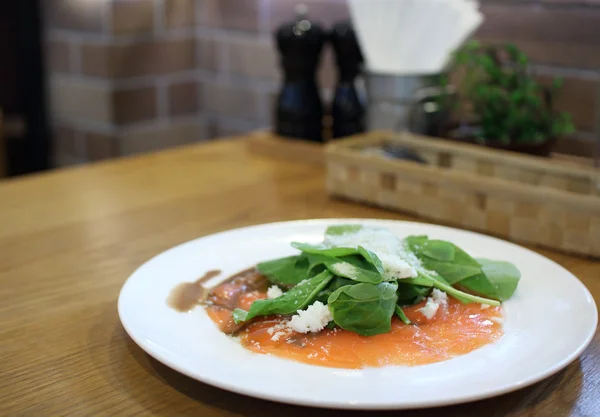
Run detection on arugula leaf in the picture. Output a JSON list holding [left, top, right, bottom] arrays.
[[291, 242, 359, 257], [328, 282, 399, 336], [232, 270, 333, 323], [257, 255, 310, 286], [395, 305, 412, 325], [460, 258, 521, 301], [325, 224, 363, 237]]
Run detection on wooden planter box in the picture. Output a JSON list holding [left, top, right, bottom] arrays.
[[325, 131, 600, 258]]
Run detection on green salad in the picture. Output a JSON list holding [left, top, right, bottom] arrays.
[[233, 225, 521, 337]]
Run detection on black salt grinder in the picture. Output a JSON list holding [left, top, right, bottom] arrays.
[[330, 20, 366, 139], [274, 5, 326, 142]]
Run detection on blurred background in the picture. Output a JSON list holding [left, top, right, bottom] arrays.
[[0, 0, 598, 178]]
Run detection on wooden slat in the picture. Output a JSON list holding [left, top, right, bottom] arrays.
[[326, 131, 600, 257]]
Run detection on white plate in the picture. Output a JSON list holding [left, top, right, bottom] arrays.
[[118, 219, 598, 410]]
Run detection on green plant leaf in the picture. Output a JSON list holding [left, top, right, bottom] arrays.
[[305, 253, 335, 270], [328, 282, 399, 336], [257, 255, 310, 286], [357, 245, 386, 275], [405, 273, 500, 306], [421, 240, 456, 262], [460, 258, 521, 301], [395, 305, 412, 325], [325, 224, 363, 237], [396, 282, 430, 306], [306, 252, 375, 273], [446, 40, 572, 145], [552, 77, 564, 90], [405, 236, 482, 284], [325, 260, 383, 284], [291, 242, 359, 257], [315, 276, 356, 303], [232, 270, 333, 323]]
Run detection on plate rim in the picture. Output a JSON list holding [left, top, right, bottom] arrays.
[[118, 218, 599, 410]]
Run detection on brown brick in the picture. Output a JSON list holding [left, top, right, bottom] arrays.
[[168, 81, 200, 116], [46, 0, 105, 32], [220, 38, 279, 79], [120, 121, 208, 155], [84, 131, 119, 161], [197, 0, 261, 32], [111, 0, 155, 35], [267, 0, 349, 31], [47, 40, 72, 73], [201, 82, 264, 120], [208, 117, 265, 139], [113, 86, 158, 125], [165, 0, 196, 28], [80, 43, 112, 78], [197, 35, 217, 70], [537, 74, 598, 131], [478, 5, 600, 45], [49, 77, 112, 124], [81, 38, 195, 79], [541, 0, 600, 4], [476, 5, 600, 69], [52, 125, 79, 156]]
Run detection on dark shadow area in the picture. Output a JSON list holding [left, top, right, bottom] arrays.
[[0, 0, 49, 176]]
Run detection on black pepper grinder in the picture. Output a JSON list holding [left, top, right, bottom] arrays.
[[330, 21, 366, 139], [274, 5, 326, 142]]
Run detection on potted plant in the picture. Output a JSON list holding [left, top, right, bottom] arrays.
[[437, 41, 575, 156]]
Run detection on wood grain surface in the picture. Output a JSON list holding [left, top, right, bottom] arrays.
[[1, 138, 598, 416]]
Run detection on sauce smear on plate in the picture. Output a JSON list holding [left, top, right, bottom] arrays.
[[194, 269, 504, 369]]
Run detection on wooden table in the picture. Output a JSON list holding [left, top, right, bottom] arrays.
[[1, 137, 598, 416]]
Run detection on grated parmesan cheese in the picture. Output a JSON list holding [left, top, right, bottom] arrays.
[[325, 227, 419, 279], [267, 322, 291, 341], [480, 303, 491, 310], [418, 298, 440, 320], [271, 331, 287, 341], [431, 289, 448, 307], [266, 285, 283, 299], [417, 289, 448, 320], [287, 301, 333, 333]]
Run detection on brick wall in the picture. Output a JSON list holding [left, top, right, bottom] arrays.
[[45, 0, 599, 166]]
